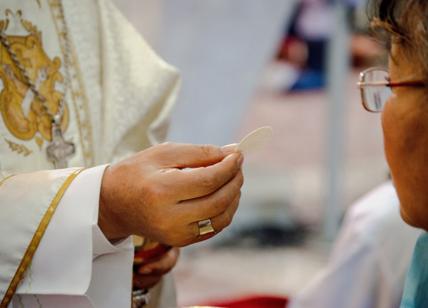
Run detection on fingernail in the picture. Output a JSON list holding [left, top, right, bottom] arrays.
[[222, 144, 238, 155]]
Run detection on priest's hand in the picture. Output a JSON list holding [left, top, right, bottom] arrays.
[[98, 143, 244, 246], [133, 247, 180, 289]]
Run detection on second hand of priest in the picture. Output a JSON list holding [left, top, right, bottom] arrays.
[[98, 142, 244, 246]]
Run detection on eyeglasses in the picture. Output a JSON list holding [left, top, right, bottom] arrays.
[[357, 67, 426, 113]]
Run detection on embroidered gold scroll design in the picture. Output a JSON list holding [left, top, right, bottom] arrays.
[[4, 137, 32, 157], [0, 10, 70, 147]]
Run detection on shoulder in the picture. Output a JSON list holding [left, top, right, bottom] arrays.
[[333, 182, 417, 257], [332, 181, 420, 272], [344, 182, 400, 238]]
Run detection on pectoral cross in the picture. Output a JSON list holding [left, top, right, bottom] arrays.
[[46, 121, 75, 169]]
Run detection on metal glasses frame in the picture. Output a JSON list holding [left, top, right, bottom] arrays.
[[357, 67, 426, 113]]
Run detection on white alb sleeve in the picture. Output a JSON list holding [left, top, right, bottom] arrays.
[[14, 165, 134, 308]]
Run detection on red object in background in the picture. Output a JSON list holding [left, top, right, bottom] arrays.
[[206, 295, 288, 308], [277, 36, 308, 68], [134, 244, 171, 265], [132, 243, 172, 290]]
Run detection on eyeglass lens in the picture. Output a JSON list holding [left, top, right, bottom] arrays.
[[361, 70, 392, 112]]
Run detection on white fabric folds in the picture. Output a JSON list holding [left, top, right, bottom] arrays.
[[0, 168, 83, 306]]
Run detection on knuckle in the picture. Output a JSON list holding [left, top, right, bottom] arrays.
[[145, 185, 162, 205], [215, 225, 224, 233], [208, 192, 231, 213], [216, 211, 230, 230], [199, 144, 219, 159], [234, 171, 244, 187], [224, 170, 235, 183], [216, 212, 231, 232], [211, 199, 228, 215], [199, 174, 216, 190], [215, 192, 229, 206], [227, 163, 239, 180], [224, 211, 233, 226], [238, 171, 244, 186]]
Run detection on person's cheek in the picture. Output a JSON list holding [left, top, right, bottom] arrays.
[[382, 95, 428, 229], [381, 98, 416, 225], [381, 98, 400, 174]]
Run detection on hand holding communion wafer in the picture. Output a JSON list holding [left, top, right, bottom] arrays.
[[128, 127, 272, 293], [99, 127, 272, 248], [99, 143, 244, 247]]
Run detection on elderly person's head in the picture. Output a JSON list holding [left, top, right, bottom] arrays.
[[359, 0, 428, 230]]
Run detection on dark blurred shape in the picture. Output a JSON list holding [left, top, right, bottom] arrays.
[[215, 222, 308, 248], [272, 0, 383, 93]]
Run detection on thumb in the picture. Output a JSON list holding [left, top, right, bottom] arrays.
[[222, 143, 239, 155]]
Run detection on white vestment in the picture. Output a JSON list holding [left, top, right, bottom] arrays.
[[289, 182, 422, 308], [0, 0, 180, 307]]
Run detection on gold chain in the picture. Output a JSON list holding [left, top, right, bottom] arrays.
[[0, 0, 72, 125]]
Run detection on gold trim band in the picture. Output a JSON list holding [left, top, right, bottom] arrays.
[[48, 0, 95, 166], [0, 175, 15, 188], [0, 168, 85, 307]]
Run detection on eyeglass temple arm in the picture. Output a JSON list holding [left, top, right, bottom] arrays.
[[358, 81, 426, 88]]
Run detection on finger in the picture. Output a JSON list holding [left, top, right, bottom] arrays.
[[138, 248, 180, 276], [133, 274, 162, 289], [175, 170, 244, 223], [210, 192, 241, 233], [174, 152, 243, 200], [154, 169, 242, 247], [222, 143, 239, 155], [183, 192, 241, 246], [156, 143, 229, 168]]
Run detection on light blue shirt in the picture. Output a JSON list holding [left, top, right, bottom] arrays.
[[401, 233, 428, 308]]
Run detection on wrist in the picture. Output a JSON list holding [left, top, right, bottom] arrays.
[[98, 166, 130, 241]]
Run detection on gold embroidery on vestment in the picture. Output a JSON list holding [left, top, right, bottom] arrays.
[[4, 137, 32, 156], [35, 135, 43, 149], [0, 173, 15, 187], [0, 10, 70, 144], [48, 1, 94, 166]]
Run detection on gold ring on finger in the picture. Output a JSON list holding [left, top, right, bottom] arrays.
[[198, 219, 215, 236]]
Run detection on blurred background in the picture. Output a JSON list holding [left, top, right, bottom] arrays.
[[114, 0, 388, 306]]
